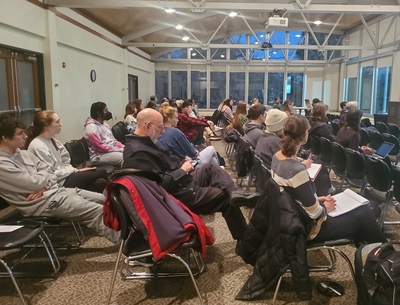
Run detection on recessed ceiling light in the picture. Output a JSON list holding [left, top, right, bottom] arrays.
[[192, 53, 196, 56], [182, 36, 190, 41], [260, 34, 264, 38], [314, 20, 322, 25], [221, 54, 225, 58], [262, 58, 266, 61], [189, 48, 193, 50], [165, 8, 176, 13], [255, 41, 259, 44], [175, 24, 183, 30], [295, 34, 301, 38], [229, 12, 237, 17], [273, 51, 277, 54]]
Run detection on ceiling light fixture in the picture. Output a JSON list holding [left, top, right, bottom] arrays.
[[314, 20, 322, 25], [221, 54, 225, 58], [295, 34, 301, 38], [192, 53, 196, 56], [260, 34, 264, 38], [175, 24, 183, 30], [182, 36, 190, 41], [229, 12, 237, 17], [165, 8, 176, 13]]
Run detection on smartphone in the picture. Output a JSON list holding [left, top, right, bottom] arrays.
[[191, 160, 198, 167]]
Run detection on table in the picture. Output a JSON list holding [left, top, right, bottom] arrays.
[[293, 106, 311, 115]]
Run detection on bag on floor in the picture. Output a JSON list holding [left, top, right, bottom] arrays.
[[354, 242, 400, 305]]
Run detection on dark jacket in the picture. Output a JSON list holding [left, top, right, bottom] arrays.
[[243, 122, 264, 149], [235, 179, 314, 301], [309, 121, 335, 141], [254, 133, 281, 169]]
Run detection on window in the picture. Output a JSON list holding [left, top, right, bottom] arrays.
[[308, 33, 325, 60], [344, 77, 357, 102], [229, 72, 245, 101], [0, 48, 43, 126], [171, 48, 187, 59], [230, 34, 247, 60], [210, 38, 227, 60], [249, 33, 266, 60], [268, 32, 286, 61], [249, 72, 264, 104], [191, 71, 207, 109], [127, 74, 138, 102], [267, 72, 284, 104], [287, 73, 304, 106], [359, 66, 374, 113], [171, 71, 187, 100], [288, 31, 305, 60], [155, 71, 168, 102], [210, 72, 226, 109], [190, 48, 207, 60], [375, 66, 391, 114]]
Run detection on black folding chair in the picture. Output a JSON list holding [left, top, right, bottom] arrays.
[[344, 148, 367, 193], [359, 128, 370, 147], [369, 130, 384, 151], [387, 123, 400, 139], [382, 133, 400, 164], [331, 122, 340, 136], [319, 137, 333, 173], [309, 135, 321, 160], [376, 121, 388, 134], [330, 142, 347, 189]]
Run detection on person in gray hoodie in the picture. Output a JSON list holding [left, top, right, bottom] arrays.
[[242, 104, 266, 149], [0, 115, 120, 244]]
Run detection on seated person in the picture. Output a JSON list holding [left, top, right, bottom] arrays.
[[272, 96, 281, 109], [256, 110, 334, 196], [124, 103, 137, 132], [271, 114, 385, 246], [308, 103, 335, 141], [146, 101, 156, 109], [177, 100, 214, 145], [250, 97, 260, 107], [339, 101, 365, 128], [281, 99, 294, 116], [336, 108, 371, 155], [339, 101, 347, 116], [83, 102, 124, 166], [218, 99, 234, 122], [227, 101, 248, 136], [123, 108, 259, 242], [158, 102, 220, 167], [243, 104, 266, 148], [0, 115, 120, 244], [312, 97, 322, 106], [26, 110, 108, 193]]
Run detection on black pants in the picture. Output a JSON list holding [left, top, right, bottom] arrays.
[[64, 168, 108, 193], [188, 126, 205, 146], [178, 163, 247, 240], [313, 164, 331, 196]]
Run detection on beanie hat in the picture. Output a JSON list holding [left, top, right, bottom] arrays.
[[265, 109, 288, 133]]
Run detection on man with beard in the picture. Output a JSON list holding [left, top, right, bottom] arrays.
[[123, 109, 259, 242], [83, 101, 124, 166]]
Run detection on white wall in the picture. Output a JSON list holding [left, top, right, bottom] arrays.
[[0, 0, 155, 143]]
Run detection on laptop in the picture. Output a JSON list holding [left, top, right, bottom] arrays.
[[372, 141, 395, 159]]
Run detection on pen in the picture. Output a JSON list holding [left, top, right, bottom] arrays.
[[320, 282, 342, 296]]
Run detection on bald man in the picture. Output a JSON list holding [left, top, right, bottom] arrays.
[[123, 109, 259, 242]]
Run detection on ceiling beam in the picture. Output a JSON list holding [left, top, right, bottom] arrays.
[[44, 1, 400, 14], [127, 42, 377, 50]]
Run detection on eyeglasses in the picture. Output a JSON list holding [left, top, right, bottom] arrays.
[[147, 122, 164, 130]]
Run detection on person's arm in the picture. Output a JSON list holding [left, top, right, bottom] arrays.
[[85, 125, 123, 153], [348, 131, 360, 151], [224, 107, 234, 119], [176, 132, 197, 158], [320, 124, 336, 141], [180, 114, 210, 127]]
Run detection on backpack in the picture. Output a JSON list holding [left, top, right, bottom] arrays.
[[355, 242, 400, 305]]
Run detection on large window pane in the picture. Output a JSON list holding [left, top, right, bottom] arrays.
[[190, 48, 207, 60], [287, 73, 303, 106], [344, 77, 357, 102], [17, 61, 35, 109], [268, 32, 286, 61], [267, 72, 284, 104], [249, 72, 264, 104], [210, 72, 226, 109], [249, 33, 266, 60], [155, 71, 168, 102], [359, 66, 374, 113], [171, 71, 187, 100], [288, 31, 305, 60], [0, 58, 8, 111], [229, 72, 245, 101], [308, 33, 325, 60], [171, 48, 187, 59], [375, 66, 391, 114], [211, 38, 226, 60], [230, 34, 246, 60], [191, 71, 207, 109]]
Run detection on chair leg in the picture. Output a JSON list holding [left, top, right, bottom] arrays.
[[106, 241, 124, 305], [39, 231, 60, 276], [0, 259, 28, 305], [70, 221, 85, 245]]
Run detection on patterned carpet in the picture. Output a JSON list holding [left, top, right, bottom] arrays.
[[1, 140, 399, 305]]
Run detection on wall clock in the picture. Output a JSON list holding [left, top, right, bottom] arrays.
[[90, 69, 96, 82]]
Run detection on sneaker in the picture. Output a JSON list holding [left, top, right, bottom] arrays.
[[124, 257, 154, 267], [230, 189, 260, 208], [210, 135, 221, 141], [212, 126, 224, 132]]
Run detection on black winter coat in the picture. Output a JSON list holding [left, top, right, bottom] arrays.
[[235, 179, 315, 301]]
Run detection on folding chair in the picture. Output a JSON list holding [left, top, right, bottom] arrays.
[[330, 142, 347, 189], [319, 137, 333, 173], [80, 137, 116, 175], [382, 133, 400, 164], [344, 148, 367, 193], [368, 130, 384, 151], [376, 121, 388, 134], [309, 135, 321, 161], [387, 123, 400, 139], [106, 185, 205, 305], [359, 128, 370, 147], [331, 122, 340, 136]]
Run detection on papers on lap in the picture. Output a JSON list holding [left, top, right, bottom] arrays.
[[307, 163, 322, 181], [0, 225, 23, 233], [329, 189, 369, 217]]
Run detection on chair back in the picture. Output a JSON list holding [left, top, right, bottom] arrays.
[[331, 122, 340, 136], [235, 137, 253, 177], [382, 133, 400, 156], [109, 186, 133, 241], [365, 156, 392, 192], [111, 121, 128, 144], [302, 134, 311, 150], [369, 130, 384, 150], [252, 154, 271, 192], [319, 137, 333, 165], [387, 123, 400, 139], [64, 139, 86, 168], [309, 135, 321, 157], [344, 148, 367, 189], [331, 142, 346, 176], [375, 121, 388, 134], [359, 128, 370, 147], [81, 137, 91, 161], [392, 167, 400, 203]]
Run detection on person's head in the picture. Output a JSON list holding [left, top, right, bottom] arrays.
[[305, 99, 311, 108], [132, 99, 144, 112], [309, 103, 328, 123], [90, 102, 112, 122], [265, 109, 288, 135], [345, 108, 363, 132], [124, 103, 137, 119], [0, 115, 27, 152], [159, 102, 178, 127], [235, 101, 247, 116], [25, 110, 62, 147], [281, 114, 310, 157], [252, 97, 259, 105], [281, 100, 294, 114], [222, 98, 233, 108], [248, 104, 266, 123], [135, 108, 165, 142], [312, 98, 322, 106], [146, 101, 156, 109], [346, 101, 358, 110], [274, 96, 281, 103], [187, 99, 195, 107], [180, 100, 192, 114], [340, 101, 347, 110]]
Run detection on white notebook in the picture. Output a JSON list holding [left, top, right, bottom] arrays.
[[328, 189, 369, 217], [307, 163, 322, 181]]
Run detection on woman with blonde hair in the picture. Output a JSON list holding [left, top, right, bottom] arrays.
[[158, 102, 220, 167], [26, 110, 108, 193], [227, 101, 248, 136]]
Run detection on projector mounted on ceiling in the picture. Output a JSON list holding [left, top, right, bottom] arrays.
[[266, 16, 288, 28]]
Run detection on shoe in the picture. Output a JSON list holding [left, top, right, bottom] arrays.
[[213, 126, 224, 132], [124, 256, 155, 267], [230, 189, 260, 208], [210, 136, 221, 141]]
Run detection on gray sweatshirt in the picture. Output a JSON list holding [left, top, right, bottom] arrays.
[[0, 148, 59, 216]]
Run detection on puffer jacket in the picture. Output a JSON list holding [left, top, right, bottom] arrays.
[[235, 179, 315, 301]]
